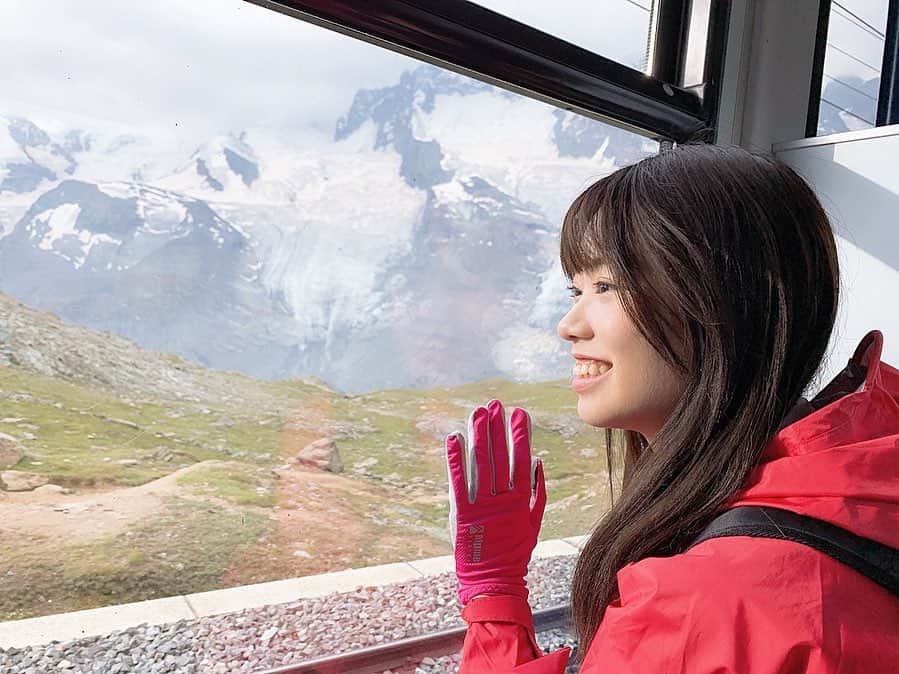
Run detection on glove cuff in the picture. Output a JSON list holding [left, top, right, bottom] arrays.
[[461, 593, 535, 625], [458, 582, 528, 606]]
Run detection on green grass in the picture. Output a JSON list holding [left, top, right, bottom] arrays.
[[0, 368, 289, 486], [0, 361, 624, 619], [1, 364, 618, 517], [0, 495, 272, 621], [177, 462, 277, 507]]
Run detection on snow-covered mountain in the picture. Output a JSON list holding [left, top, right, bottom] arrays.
[[0, 179, 302, 378], [0, 65, 654, 393]]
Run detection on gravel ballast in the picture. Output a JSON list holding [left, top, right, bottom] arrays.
[[0, 554, 579, 674]]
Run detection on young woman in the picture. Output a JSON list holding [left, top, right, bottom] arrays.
[[445, 143, 899, 673]]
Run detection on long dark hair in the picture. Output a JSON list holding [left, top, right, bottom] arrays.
[[562, 143, 840, 662]]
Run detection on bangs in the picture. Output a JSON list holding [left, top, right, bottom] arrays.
[[560, 179, 614, 280]]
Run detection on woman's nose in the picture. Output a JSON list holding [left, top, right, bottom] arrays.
[[557, 305, 589, 342]]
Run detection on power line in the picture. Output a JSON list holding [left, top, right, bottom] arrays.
[[620, 0, 651, 12], [832, 1, 886, 40], [826, 41, 882, 73], [823, 72, 878, 101], [820, 97, 876, 126]]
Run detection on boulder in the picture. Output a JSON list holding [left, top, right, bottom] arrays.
[[0, 432, 23, 469], [1, 470, 50, 491], [296, 438, 343, 473], [33, 484, 67, 495]]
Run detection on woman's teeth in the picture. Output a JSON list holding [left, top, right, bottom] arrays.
[[572, 361, 611, 377]]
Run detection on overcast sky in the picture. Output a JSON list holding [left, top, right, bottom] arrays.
[[0, 0, 649, 140]]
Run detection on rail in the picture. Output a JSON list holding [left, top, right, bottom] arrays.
[[255, 603, 573, 674]]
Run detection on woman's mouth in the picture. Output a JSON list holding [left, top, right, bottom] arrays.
[[571, 360, 612, 392]]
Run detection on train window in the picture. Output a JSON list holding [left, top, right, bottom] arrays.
[[0, 0, 656, 623], [817, 0, 890, 134], [473, 0, 653, 72]]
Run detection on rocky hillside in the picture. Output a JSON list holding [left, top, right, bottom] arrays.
[[0, 290, 329, 407]]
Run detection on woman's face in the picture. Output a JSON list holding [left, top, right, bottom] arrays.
[[556, 265, 686, 441]]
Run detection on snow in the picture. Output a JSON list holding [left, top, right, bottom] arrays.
[[34, 203, 82, 250], [31, 203, 120, 269], [414, 90, 626, 224], [491, 324, 568, 381], [97, 182, 191, 236], [531, 258, 571, 328], [95, 181, 137, 199], [431, 176, 468, 207], [135, 192, 188, 235], [257, 133, 427, 338], [72, 128, 193, 185], [0, 116, 28, 164], [414, 91, 558, 166]]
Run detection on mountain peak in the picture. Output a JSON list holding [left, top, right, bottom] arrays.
[[332, 65, 496, 190], [6, 179, 246, 273], [335, 65, 490, 145], [0, 116, 79, 194], [161, 133, 260, 194]]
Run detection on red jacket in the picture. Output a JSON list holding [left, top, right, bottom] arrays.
[[459, 330, 899, 673]]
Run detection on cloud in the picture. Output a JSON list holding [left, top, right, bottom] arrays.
[[1, 0, 650, 139], [0, 0, 411, 137]]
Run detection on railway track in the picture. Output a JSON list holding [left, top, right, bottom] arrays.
[[256, 603, 574, 674]]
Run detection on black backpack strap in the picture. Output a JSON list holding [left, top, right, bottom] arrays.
[[686, 506, 899, 598]]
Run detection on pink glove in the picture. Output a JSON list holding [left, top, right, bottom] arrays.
[[445, 399, 547, 606]]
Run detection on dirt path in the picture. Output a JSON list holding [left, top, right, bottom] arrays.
[[0, 459, 448, 570], [219, 397, 451, 585], [0, 461, 218, 543]]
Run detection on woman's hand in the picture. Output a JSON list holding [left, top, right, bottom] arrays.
[[445, 399, 547, 606]]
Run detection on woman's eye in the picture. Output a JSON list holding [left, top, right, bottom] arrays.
[[567, 282, 613, 298]]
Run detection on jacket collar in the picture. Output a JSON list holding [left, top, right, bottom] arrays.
[[762, 330, 898, 461]]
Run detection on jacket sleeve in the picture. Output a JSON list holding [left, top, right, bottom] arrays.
[[459, 595, 572, 673]]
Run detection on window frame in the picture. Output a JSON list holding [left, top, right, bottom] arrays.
[[807, 0, 899, 136], [877, 0, 899, 125], [243, 0, 731, 143]]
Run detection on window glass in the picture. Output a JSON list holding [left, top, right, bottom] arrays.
[[474, 0, 654, 72], [0, 0, 656, 623], [818, 0, 890, 134]]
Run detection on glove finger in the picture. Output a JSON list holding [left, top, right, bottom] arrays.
[[445, 431, 471, 510], [466, 407, 493, 503], [487, 399, 511, 493], [529, 458, 547, 527], [469, 406, 492, 501], [509, 407, 533, 496], [465, 407, 491, 503]]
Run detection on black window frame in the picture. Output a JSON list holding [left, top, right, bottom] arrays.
[[242, 0, 731, 144], [807, 0, 899, 136]]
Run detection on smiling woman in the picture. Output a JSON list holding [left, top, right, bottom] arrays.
[[556, 144, 843, 656], [451, 143, 899, 673]]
